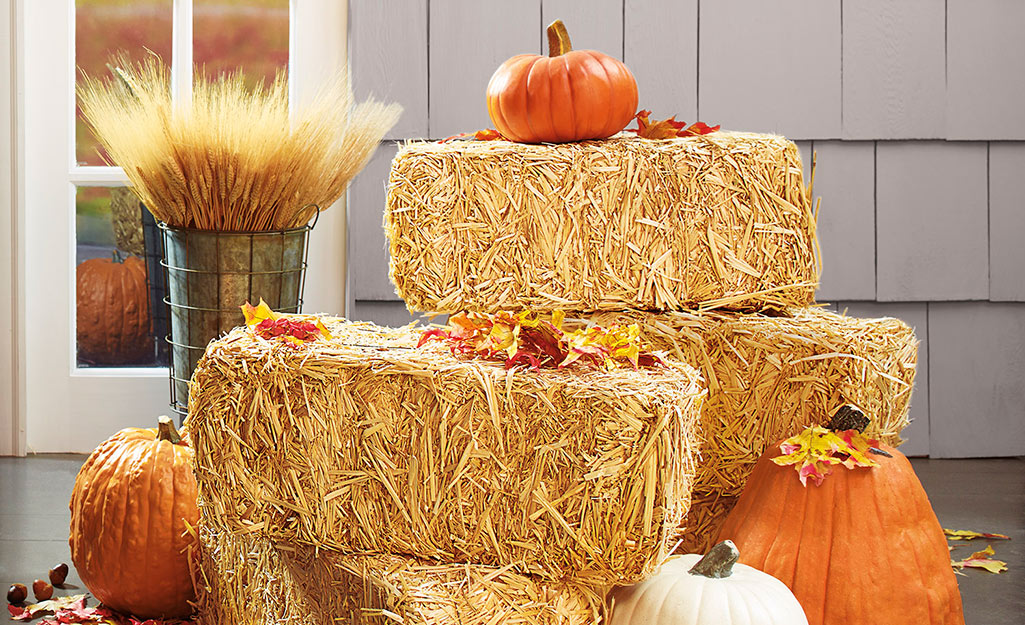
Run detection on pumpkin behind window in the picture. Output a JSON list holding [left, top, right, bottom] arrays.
[[76, 253, 151, 364]]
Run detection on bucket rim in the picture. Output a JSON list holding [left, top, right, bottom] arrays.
[[156, 204, 319, 236]]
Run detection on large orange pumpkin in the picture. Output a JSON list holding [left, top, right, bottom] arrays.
[[716, 437, 964, 625], [76, 253, 151, 364], [486, 20, 638, 143], [70, 417, 198, 619]]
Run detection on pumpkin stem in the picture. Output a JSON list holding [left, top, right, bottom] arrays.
[[546, 20, 572, 57], [827, 404, 869, 433], [111, 249, 125, 264], [689, 540, 740, 579], [157, 415, 182, 444]]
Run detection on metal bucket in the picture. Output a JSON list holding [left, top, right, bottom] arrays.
[[159, 217, 315, 418]]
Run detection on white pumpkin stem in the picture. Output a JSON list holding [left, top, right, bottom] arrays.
[[157, 415, 182, 444], [689, 540, 740, 579]]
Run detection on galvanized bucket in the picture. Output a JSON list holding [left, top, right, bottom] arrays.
[[159, 213, 315, 418]]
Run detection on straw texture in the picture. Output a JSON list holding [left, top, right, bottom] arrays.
[[196, 524, 608, 625], [578, 307, 918, 496], [187, 319, 706, 584], [385, 132, 817, 314]]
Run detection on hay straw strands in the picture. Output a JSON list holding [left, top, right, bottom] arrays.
[[186, 319, 706, 585], [196, 524, 608, 625], [579, 306, 918, 497], [78, 56, 400, 231], [671, 492, 740, 556], [385, 132, 817, 314]]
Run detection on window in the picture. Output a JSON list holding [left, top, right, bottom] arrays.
[[21, 0, 348, 452]]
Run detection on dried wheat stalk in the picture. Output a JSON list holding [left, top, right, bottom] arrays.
[[78, 55, 401, 231]]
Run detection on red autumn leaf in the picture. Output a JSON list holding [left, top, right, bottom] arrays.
[[438, 129, 506, 143], [241, 299, 331, 348], [628, 109, 686, 139], [678, 121, 721, 136], [10, 606, 32, 621], [627, 110, 720, 139], [418, 311, 661, 371]]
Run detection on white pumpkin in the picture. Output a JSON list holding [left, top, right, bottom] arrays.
[[607, 541, 809, 625]]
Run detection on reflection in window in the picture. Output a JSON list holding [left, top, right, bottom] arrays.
[[76, 0, 173, 166], [194, 0, 289, 87], [75, 187, 168, 367]]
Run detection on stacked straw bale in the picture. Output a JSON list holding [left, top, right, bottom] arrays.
[[196, 524, 607, 625], [188, 319, 706, 585], [578, 306, 918, 496], [386, 132, 817, 314]]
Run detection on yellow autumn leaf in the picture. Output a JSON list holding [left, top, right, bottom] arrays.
[[241, 297, 277, 327], [952, 544, 1008, 574]]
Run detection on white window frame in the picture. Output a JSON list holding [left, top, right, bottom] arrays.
[[13, 0, 348, 454]]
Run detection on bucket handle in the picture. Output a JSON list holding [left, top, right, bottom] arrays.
[[299, 203, 321, 230]]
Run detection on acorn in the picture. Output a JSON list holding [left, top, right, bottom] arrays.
[[32, 580, 53, 601], [7, 583, 27, 604], [48, 563, 69, 588]]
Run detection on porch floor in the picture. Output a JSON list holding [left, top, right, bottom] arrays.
[[2, 455, 1023, 624]]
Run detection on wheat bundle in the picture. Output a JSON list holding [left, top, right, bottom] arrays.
[[78, 56, 401, 231], [385, 132, 817, 314], [579, 307, 918, 496], [196, 524, 607, 625], [187, 319, 706, 584]]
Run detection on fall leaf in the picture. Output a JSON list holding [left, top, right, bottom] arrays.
[[944, 528, 1011, 541], [439, 129, 506, 143], [240, 298, 331, 348], [10, 595, 88, 622], [951, 544, 1008, 574], [12, 595, 195, 625], [772, 425, 880, 486], [627, 110, 720, 139], [418, 311, 660, 371], [678, 121, 721, 137]]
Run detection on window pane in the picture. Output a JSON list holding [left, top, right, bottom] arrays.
[[76, 187, 168, 368], [194, 0, 289, 87], [76, 0, 173, 166]]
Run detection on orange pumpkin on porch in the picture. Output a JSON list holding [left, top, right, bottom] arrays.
[[69, 417, 198, 619], [76, 252, 151, 364], [716, 419, 964, 625], [486, 20, 638, 143]]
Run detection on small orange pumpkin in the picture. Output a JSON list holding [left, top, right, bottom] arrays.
[[716, 426, 964, 625], [486, 20, 638, 143], [76, 252, 151, 364], [70, 417, 198, 619]]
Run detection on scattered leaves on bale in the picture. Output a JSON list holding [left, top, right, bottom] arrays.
[[241, 299, 331, 348], [627, 110, 720, 139], [438, 129, 506, 142], [417, 310, 660, 370], [771, 425, 879, 486]]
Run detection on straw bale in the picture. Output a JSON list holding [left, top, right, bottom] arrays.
[[385, 132, 817, 314], [577, 307, 918, 497], [187, 319, 706, 584], [196, 524, 607, 625], [670, 492, 740, 556]]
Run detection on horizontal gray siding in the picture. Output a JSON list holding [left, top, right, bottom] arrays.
[[346, 0, 1025, 458]]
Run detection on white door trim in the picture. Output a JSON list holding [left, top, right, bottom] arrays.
[[16, 0, 349, 453]]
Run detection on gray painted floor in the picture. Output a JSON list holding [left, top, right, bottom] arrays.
[[2, 455, 1023, 623]]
